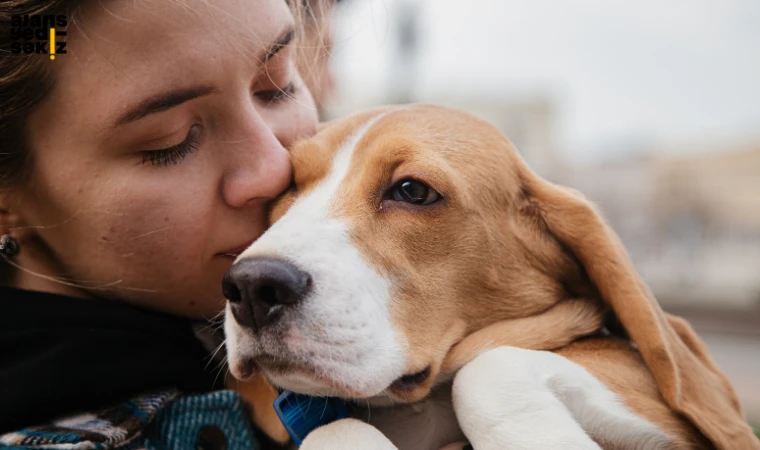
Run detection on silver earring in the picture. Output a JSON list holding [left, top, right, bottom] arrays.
[[0, 234, 20, 259]]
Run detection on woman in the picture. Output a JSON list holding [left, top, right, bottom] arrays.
[[0, 0, 328, 448]]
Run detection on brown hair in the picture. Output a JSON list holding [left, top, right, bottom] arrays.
[[0, 0, 77, 191]]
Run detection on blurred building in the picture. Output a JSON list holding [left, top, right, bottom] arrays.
[[556, 147, 760, 311], [326, 0, 760, 314]]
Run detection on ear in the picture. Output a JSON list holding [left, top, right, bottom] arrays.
[[225, 373, 290, 445], [0, 192, 35, 241], [0, 194, 17, 235], [0, 193, 34, 284], [519, 168, 759, 450]]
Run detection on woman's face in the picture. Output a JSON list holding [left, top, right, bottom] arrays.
[[15, 0, 318, 318]]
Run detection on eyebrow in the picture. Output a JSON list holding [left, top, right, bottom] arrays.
[[263, 28, 293, 64], [113, 27, 294, 127]]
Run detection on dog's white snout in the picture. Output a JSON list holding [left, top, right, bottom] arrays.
[[237, 215, 409, 396]]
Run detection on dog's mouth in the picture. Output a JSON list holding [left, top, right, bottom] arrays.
[[383, 366, 435, 402], [389, 366, 431, 392], [248, 351, 434, 401], [251, 355, 370, 397], [253, 354, 310, 377]]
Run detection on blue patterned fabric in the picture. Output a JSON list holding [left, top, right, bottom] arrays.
[[0, 390, 262, 450]]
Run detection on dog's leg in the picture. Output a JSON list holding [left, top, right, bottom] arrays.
[[441, 298, 604, 375], [452, 347, 673, 450], [300, 418, 399, 450]]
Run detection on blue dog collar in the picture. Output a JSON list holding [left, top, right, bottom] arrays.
[[273, 390, 351, 446]]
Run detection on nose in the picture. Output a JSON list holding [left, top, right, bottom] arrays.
[[220, 110, 292, 209], [223, 257, 312, 330]]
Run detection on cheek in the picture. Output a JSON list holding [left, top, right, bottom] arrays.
[[103, 194, 208, 262], [352, 211, 471, 366], [391, 283, 461, 361], [104, 164, 214, 251], [39, 173, 213, 285]]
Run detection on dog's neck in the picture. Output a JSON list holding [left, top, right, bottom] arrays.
[[349, 381, 464, 450]]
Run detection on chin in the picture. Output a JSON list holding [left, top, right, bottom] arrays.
[[261, 363, 391, 400], [267, 372, 347, 397]]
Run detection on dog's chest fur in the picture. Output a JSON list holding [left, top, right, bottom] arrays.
[[350, 382, 465, 450]]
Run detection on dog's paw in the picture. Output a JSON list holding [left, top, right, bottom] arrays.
[[300, 418, 398, 450], [453, 347, 603, 450]]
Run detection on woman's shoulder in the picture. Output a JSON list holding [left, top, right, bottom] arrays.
[[0, 389, 266, 450]]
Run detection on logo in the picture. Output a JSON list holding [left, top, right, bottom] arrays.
[[9, 15, 67, 60]]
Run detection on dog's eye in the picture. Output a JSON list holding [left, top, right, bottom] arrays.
[[391, 179, 440, 205]]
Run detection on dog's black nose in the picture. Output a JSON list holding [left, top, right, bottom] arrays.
[[222, 257, 311, 330]]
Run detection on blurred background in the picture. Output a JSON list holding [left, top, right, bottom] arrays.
[[308, 0, 760, 426]]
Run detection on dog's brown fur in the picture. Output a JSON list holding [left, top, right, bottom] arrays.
[[233, 105, 758, 450]]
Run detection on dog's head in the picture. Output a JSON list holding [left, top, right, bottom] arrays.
[[223, 105, 754, 448]]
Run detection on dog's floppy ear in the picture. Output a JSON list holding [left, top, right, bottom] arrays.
[[519, 168, 759, 450]]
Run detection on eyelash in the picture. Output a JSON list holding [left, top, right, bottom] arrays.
[[138, 81, 295, 167], [141, 124, 202, 167], [255, 82, 297, 105]]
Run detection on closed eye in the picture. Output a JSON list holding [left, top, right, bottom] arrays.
[[141, 124, 202, 167], [255, 82, 297, 105]]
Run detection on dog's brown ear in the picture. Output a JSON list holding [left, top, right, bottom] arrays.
[[520, 168, 759, 450]]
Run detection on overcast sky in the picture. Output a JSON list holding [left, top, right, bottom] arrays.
[[329, 0, 760, 162]]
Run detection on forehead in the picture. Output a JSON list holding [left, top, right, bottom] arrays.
[[291, 107, 447, 177], [289, 110, 388, 187], [47, 0, 292, 127], [69, 0, 291, 61]]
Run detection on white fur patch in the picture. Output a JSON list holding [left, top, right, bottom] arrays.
[[226, 113, 407, 397], [452, 346, 674, 450]]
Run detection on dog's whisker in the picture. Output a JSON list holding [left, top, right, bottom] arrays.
[[211, 354, 229, 388], [204, 339, 228, 370]]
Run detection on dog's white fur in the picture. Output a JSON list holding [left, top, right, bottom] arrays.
[[453, 347, 672, 450], [225, 115, 408, 398], [225, 115, 677, 450]]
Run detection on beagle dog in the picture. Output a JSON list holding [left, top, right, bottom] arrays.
[[222, 105, 759, 450]]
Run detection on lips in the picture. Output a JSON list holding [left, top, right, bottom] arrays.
[[255, 355, 300, 373], [389, 366, 431, 392], [217, 240, 255, 258]]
